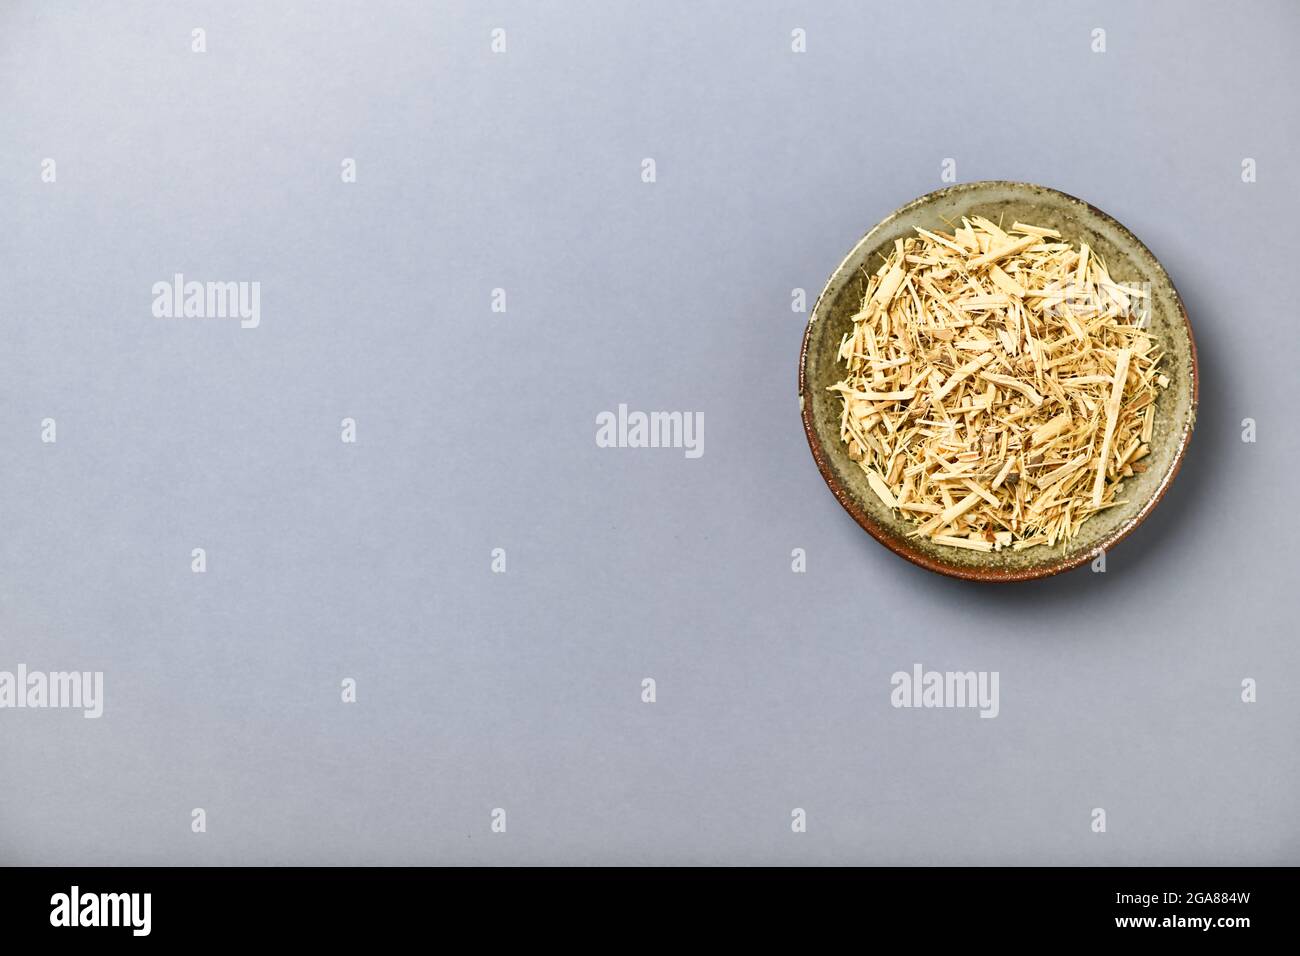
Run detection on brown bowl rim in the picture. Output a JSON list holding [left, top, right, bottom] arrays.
[[798, 181, 1199, 582]]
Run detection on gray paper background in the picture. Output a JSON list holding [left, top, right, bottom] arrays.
[[1, 0, 1296, 865]]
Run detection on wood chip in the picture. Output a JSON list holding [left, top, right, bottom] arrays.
[[932, 352, 994, 402], [865, 468, 897, 508], [933, 534, 994, 552], [1090, 348, 1131, 508], [1030, 413, 1073, 446]]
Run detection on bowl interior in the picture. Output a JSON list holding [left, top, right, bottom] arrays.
[[800, 182, 1197, 579]]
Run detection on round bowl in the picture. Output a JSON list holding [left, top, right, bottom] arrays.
[[798, 181, 1198, 581]]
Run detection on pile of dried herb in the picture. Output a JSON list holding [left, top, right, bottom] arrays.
[[830, 216, 1167, 552]]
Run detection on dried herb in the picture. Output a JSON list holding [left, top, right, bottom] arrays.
[[830, 217, 1166, 552]]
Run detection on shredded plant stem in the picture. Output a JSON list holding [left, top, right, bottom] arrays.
[[829, 216, 1167, 553]]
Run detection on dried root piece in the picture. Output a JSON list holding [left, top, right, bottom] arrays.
[[830, 217, 1163, 552]]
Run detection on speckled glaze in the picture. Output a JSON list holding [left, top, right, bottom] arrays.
[[799, 182, 1198, 581]]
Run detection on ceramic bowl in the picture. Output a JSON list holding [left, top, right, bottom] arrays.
[[799, 181, 1198, 581]]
